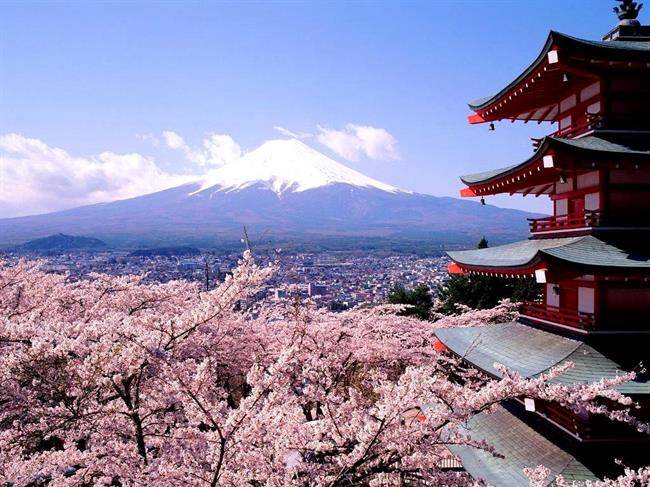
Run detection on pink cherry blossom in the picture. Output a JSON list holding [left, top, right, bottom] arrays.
[[0, 254, 646, 486], [525, 465, 650, 487]]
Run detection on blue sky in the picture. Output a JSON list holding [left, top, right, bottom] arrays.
[[0, 0, 635, 217]]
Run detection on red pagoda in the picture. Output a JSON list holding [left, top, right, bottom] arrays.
[[436, 2, 650, 484]]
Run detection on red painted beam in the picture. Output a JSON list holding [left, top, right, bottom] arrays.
[[448, 261, 544, 277], [460, 187, 477, 197], [468, 113, 487, 124], [433, 338, 448, 352], [447, 262, 465, 275]]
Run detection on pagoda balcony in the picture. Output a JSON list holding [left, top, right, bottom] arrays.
[[520, 302, 595, 332], [528, 210, 601, 236]]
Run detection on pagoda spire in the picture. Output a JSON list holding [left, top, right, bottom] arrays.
[[614, 0, 643, 24]]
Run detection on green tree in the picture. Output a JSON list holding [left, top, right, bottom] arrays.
[[438, 238, 541, 314], [329, 300, 349, 312], [437, 275, 540, 314], [388, 284, 433, 320]]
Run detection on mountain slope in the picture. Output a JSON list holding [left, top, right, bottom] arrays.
[[194, 138, 404, 195], [15, 233, 107, 251], [0, 139, 538, 248]]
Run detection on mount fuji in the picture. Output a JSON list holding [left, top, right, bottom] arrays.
[[193, 138, 404, 196], [0, 139, 535, 248]]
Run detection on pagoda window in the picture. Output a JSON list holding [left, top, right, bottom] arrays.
[[556, 177, 573, 193], [584, 192, 600, 211], [580, 81, 600, 103], [578, 287, 595, 314], [559, 115, 572, 130], [586, 101, 601, 116], [577, 171, 599, 189], [555, 198, 569, 215], [560, 94, 577, 113], [546, 283, 560, 307]]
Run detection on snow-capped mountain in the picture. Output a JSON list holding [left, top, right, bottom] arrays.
[[0, 139, 536, 248], [192, 139, 404, 195]]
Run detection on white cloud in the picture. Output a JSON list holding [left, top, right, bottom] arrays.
[[202, 134, 242, 167], [316, 125, 363, 162], [316, 124, 400, 162], [162, 130, 186, 150], [162, 130, 241, 167], [273, 126, 312, 140], [0, 133, 193, 218], [349, 125, 400, 160], [136, 133, 160, 146]]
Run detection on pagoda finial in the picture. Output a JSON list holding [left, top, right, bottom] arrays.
[[614, 0, 643, 25]]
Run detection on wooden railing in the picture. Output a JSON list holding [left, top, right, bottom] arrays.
[[528, 210, 600, 234], [520, 302, 596, 331], [532, 115, 602, 149], [551, 118, 598, 139]]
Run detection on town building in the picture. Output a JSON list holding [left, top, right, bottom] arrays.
[[436, 2, 650, 484], [307, 282, 329, 297]]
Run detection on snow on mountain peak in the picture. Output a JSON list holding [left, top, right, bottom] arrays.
[[191, 138, 406, 196]]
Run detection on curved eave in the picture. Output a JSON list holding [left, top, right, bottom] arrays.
[[447, 406, 598, 486], [468, 31, 650, 123], [447, 236, 650, 275], [447, 237, 578, 274], [459, 137, 555, 194], [447, 261, 542, 278], [459, 134, 650, 197], [468, 31, 556, 112], [435, 322, 650, 395]]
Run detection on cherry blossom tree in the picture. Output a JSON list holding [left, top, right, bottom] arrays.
[[525, 465, 650, 487], [0, 254, 646, 486], [431, 298, 519, 328]]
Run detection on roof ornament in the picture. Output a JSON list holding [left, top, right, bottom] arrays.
[[614, 0, 643, 25]]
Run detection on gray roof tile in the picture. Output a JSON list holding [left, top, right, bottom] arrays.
[[461, 134, 650, 185], [448, 406, 597, 486], [447, 237, 581, 268], [435, 322, 650, 394], [447, 236, 650, 270]]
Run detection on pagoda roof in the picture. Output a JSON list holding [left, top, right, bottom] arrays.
[[447, 235, 650, 272], [469, 31, 650, 114], [460, 133, 650, 187], [447, 405, 597, 486], [435, 322, 650, 395]]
